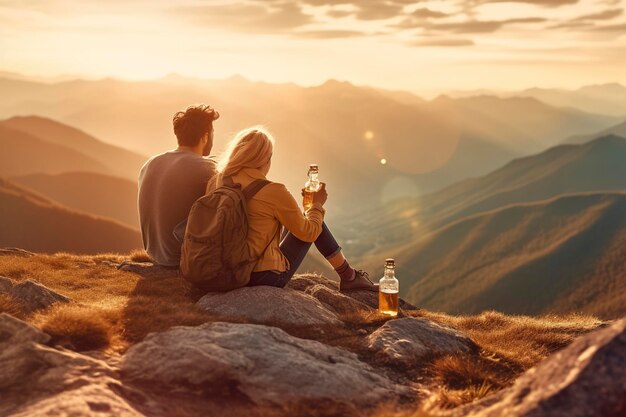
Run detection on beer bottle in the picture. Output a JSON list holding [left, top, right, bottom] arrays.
[[303, 164, 320, 211], [379, 258, 399, 316]]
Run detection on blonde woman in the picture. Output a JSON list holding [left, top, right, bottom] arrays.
[[206, 127, 377, 291]]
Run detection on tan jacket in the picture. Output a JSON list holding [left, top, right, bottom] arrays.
[[206, 168, 325, 272]]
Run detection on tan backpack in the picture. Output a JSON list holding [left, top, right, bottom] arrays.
[[179, 177, 271, 292]]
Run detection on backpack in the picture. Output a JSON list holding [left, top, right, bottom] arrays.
[[179, 177, 271, 292]]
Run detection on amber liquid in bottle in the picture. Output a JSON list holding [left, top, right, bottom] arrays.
[[303, 164, 320, 211], [379, 258, 399, 317]]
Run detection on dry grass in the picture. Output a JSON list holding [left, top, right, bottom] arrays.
[[0, 253, 606, 414], [34, 305, 113, 351]]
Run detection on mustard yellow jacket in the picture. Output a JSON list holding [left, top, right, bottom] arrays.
[[206, 168, 325, 272]]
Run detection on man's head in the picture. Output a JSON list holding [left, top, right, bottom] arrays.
[[173, 105, 220, 156]]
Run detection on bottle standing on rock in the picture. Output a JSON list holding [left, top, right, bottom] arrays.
[[303, 164, 321, 211], [379, 258, 399, 316]]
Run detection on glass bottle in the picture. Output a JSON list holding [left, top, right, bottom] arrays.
[[379, 258, 399, 316], [303, 164, 320, 211]]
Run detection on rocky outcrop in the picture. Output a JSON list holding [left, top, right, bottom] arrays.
[[0, 276, 15, 292], [367, 317, 477, 366], [197, 286, 343, 327], [121, 321, 412, 408], [0, 279, 71, 314], [0, 313, 138, 417], [450, 318, 626, 417]]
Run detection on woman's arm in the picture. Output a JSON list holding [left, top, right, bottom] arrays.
[[271, 184, 324, 242]]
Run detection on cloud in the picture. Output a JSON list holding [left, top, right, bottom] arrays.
[[411, 38, 475, 46], [424, 17, 547, 34], [590, 22, 626, 31], [571, 8, 623, 21], [480, 0, 579, 7], [411, 8, 450, 19], [173, 2, 313, 34], [293, 29, 365, 38]]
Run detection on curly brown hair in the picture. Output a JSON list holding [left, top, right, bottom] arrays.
[[172, 105, 220, 146]]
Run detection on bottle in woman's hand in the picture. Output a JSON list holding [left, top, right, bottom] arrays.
[[303, 164, 321, 210]]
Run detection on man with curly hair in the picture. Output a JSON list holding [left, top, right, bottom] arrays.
[[138, 105, 219, 267]]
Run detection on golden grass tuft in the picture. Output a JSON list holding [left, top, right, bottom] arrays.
[[35, 305, 113, 351], [129, 250, 152, 263], [0, 293, 25, 318]]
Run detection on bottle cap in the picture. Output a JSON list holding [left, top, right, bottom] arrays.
[[309, 164, 319, 171], [385, 258, 395, 267]]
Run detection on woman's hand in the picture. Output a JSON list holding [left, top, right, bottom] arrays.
[[312, 183, 328, 206], [301, 183, 328, 207]]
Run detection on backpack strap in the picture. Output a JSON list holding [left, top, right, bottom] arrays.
[[243, 179, 271, 201]]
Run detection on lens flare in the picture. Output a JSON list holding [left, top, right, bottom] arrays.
[[380, 158, 387, 165], [364, 130, 374, 140]]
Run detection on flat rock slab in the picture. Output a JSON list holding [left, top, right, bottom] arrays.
[[0, 248, 35, 257], [0, 279, 70, 314], [367, 317, 476, 366], [121, 321, 412, 407], [117, 261, 179, 279], [197, 286, 342, 327], [455, 318, 626, 417]]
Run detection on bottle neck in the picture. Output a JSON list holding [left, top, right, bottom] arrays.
[[308, 171, 318, 182], [384, 266, 395, 279]]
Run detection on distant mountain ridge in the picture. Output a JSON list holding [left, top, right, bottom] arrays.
[[1, 116, 145, 180], [10, 172, 139, 229], [393, 191, 626, 319], [0, 178, 141, 254]]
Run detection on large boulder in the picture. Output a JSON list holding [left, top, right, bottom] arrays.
[[367, 317, 477, 366], [121, 321, 412, 408], [3, 279, 71, 314], [0, 313, 138, 417], [197, 286, 342, 327], [452, 318, 626, 417]]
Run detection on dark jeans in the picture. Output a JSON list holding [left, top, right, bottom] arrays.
[[248, 222, 341, 288]]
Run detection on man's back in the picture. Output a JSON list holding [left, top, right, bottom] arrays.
[[138, 150, 216, 266]]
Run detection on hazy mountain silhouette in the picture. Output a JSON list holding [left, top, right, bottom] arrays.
[[343, 135, 626, 256], [2, 116, 146, 180], [1, 75, 620, 212], [10, 172, 139, 229], [0, 178, 142, 254], [0, 124, 111, 177], [388, 192, 626, 319], [521, 83, 626, 117], [564, 120, 626, 145]]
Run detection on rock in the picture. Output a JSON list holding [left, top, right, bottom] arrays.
[[304, 283, 374, 315], [8, 279, 71, 314], [197, 286, 342, 327], [0, 247, 35, 257], [287, 274, 339, 292], [452, 318, 626, 417], [0, 276, 15, 293], [117, 261, 179, 279], [121, 321, 412, 407], [0, 314, 137, 417], [367, 317, 476, 366]]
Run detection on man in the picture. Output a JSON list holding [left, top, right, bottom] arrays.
[[138, 105, 219, 267]]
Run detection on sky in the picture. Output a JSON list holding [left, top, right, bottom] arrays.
[[1, 0, 625, 94]]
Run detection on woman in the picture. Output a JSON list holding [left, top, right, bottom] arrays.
[[206, 126, 377, 291]]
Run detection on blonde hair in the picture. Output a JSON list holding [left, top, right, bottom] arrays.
[[207, 126, 275, 192]]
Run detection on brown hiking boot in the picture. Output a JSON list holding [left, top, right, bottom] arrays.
[[340, 269, 378, 292]]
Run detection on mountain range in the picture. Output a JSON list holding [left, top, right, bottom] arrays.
[[1, 75, 621, 212]]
